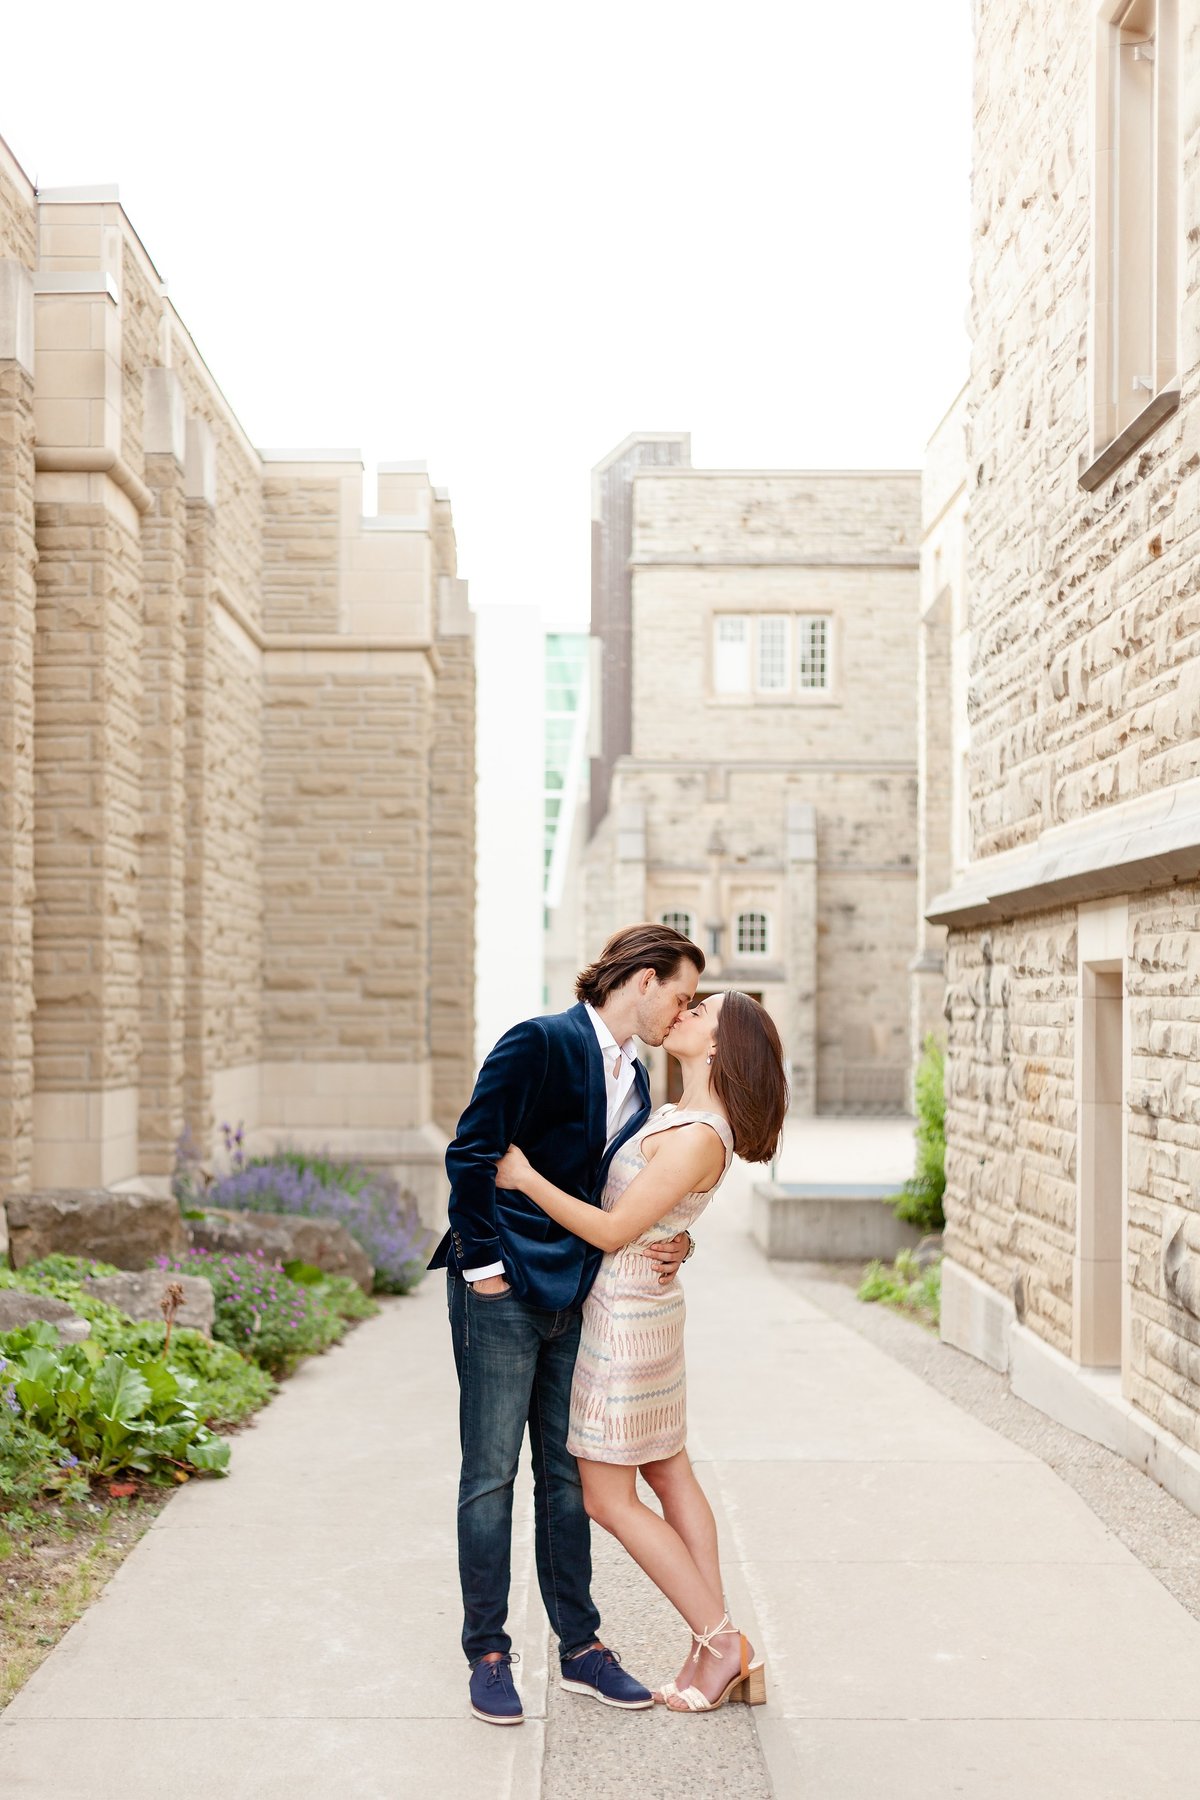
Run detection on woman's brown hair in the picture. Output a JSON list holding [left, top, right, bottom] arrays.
[[710, 990, 789, 1164], [576, 922, 705, 1008]]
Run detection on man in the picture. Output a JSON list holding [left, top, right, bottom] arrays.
[[431, 922, 705, 1725]]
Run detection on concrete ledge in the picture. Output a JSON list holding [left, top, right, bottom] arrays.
[[752, 1180, 921, 1261], [940, 1256, 1200, 1521], [939, 1255, 1013, 1374]]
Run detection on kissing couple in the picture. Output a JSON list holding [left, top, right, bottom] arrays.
[[430, 921, 789, 1724]]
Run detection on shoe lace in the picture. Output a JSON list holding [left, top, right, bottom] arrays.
[[483, 1653, 520, 1688], [690, 1613, 734, 1665]]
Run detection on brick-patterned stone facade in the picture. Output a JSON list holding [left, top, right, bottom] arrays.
[[585, 436, 921, 1113], [0, 138, 475, 1214], [928, 5, 1200, 1472]]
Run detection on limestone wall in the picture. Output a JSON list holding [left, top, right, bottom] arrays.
[[967, 3, 1200, 860], [0, 138, 475, 1199], [936, 1, 1200, 1459]]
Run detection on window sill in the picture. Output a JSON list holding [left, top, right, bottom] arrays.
[[708, 692, 839, 707], [1078, 382, 1180, 492]]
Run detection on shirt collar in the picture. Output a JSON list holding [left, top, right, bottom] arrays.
[[584, 1002, 636, 1063]]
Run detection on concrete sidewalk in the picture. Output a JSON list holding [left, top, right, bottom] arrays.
[[5, 1154, 1200, 1798], [688, 1165, 1200, 1798]]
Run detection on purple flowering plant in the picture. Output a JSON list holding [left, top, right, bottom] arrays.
[[206, 1128, 430, 1295], [156, 1248, 347, 1378]]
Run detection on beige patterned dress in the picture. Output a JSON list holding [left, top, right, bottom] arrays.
[[567, 1105, 734, 1466]]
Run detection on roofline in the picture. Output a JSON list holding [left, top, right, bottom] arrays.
[[591, 431, 691, 480]]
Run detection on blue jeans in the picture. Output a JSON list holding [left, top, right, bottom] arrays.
[[447, 1271, 601, 1665]]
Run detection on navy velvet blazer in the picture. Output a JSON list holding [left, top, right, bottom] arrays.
[[429, 1002, 651, 1312]]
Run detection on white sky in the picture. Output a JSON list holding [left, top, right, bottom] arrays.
[[2, 0, 972, 627]]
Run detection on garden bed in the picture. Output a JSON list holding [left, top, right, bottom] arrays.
[[1, 1138, 429, 1711]]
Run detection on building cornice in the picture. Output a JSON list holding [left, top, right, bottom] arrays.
[[34, 447, 153, 514], [926, 776, 1200, 927], [211, 583, 443, 673]]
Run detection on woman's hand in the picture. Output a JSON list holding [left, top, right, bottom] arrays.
[[495, 1143, 533, 1191]]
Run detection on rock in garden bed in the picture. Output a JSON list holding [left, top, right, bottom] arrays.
[[188, 1207, 374, 1293], [0, 1290, 90, 1343], [4, 1190, 188, 1272], [82, 1270, 215, 1337]]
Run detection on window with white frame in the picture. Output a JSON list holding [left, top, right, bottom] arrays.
[[661, 909, 695, 940], [735, 910, 770, 957], [1086, 0, 1179, 484], [712, 614, 830, 696]]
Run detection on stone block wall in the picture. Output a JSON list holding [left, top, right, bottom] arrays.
[[934, 2, 1200, 1462], [0, 135, 475, 1199]]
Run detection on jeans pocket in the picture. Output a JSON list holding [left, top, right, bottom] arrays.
[[471, 1284, 513, 1303]]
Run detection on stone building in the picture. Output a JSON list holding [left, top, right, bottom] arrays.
[[584, 432, 921, 1112], [928, 1, 1200, 1509], [0, 136, 474, 1218]]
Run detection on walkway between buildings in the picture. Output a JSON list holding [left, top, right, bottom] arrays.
[[5, 1140, 1200, 1797]]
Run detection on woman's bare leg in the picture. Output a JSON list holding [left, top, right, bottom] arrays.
[[579, 1458, 746, 1707], [640, 1450, 723, 1607]]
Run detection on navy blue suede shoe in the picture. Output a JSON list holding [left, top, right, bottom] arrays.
[[559, 1643, 653, 1709], [470, 1653, 523, 1726]]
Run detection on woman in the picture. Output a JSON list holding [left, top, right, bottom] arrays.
[[495, 988, 788, 1714]]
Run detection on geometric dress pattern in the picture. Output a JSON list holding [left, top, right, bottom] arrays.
[[567, 1105, 734, 1466]]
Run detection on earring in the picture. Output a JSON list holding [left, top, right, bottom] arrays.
[[706, 1053, 714, 1065]]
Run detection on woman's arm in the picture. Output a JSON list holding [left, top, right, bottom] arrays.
[[496, 1126, 725, 1254]]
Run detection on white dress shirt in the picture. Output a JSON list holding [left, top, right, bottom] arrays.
[[584, 1002, 641, 1149], [464, 1005, 639, 1283]]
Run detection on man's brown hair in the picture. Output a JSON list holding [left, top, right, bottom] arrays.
[[710, 990, 790, 1164], [575, 923, 705, 1008]]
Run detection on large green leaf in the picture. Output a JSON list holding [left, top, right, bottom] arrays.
[[13, 1375, 53, 1420], [91, 1355, 152, 1424], [13, 1346, 60, 1388], [139, 1360, 181, 1413], [186, 1434, 231, 1474]]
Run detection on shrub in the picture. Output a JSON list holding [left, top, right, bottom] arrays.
[[206, 1131, 429, 1294], [156, 1248, 350, 1378], [892, 1036, 946, 1235], [0, 1322, 230, 1480]]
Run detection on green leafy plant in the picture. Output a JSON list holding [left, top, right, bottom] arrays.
[[893, 1036, 946, 1234], [858, 1250, 942, 1328], [89, 1319, 274, 1427], [2, 1259, 274, 1429], [0, 1322, 230, 1480], [0, 1352, 90, 1518]]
